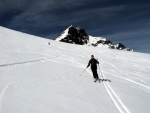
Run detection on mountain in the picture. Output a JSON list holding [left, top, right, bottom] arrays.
[[55, 25, 133, 51], [0, 26, 150, 113]]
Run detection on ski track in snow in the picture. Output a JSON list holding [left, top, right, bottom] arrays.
[[0, 51, 65, 68], [99, 62, 131, 113], [0, 82, 13, 112], [101, 59, 150, 92], [104, 71, 150, 92]]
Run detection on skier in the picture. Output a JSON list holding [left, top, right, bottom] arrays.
[[87, 55, 100, 82]]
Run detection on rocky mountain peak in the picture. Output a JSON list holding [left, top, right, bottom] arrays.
[[55, 25, 133, 51]]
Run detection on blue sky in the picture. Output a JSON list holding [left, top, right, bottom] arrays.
[[0, 0, 150, 53]]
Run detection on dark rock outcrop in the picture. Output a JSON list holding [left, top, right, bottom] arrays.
[[57, 26, 89, 45], [116, 43, 126, 50]]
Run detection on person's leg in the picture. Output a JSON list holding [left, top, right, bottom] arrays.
[[94, 68, 99, 79], [91, 68, 96, 79]]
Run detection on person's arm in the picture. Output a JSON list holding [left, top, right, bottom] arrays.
[[96, 59, 99, 64], [87, 60, 91, 67]]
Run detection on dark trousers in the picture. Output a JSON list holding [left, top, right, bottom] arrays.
[[91, 68, 99, 79]]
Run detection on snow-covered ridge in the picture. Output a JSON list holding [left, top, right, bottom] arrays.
[[55, 25, 133, 51], [0, 26, 150, 113]]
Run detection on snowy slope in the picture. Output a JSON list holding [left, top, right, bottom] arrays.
[[0, 26, 150, 113]]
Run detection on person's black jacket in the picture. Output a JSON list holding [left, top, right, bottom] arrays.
[[87, 58, 99, 69]]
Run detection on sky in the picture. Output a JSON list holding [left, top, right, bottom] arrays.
[[0, 0, 150, 53]]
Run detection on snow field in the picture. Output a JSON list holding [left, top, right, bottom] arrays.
[[0, 26, 150, 113]]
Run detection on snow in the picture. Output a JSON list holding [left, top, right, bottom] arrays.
[[0, 26, 150, 113], [55, 25, 71, 41], [88, 36, 110, 48]]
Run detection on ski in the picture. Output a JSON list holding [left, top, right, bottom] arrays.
[[94, 79, 101, 83]]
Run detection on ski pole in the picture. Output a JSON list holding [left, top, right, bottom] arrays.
[[80, 67, 87, 76]]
